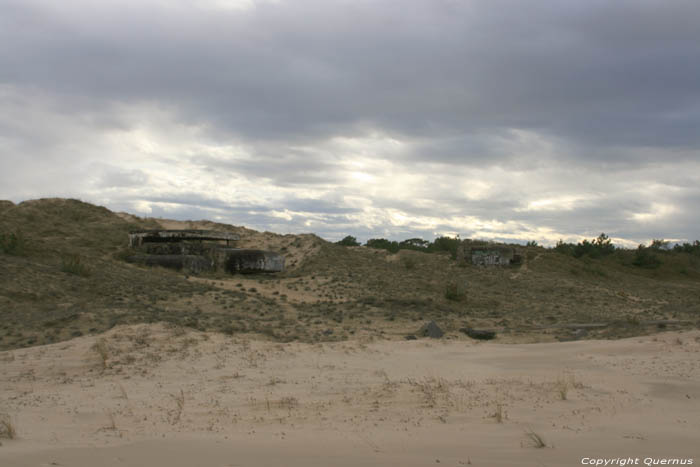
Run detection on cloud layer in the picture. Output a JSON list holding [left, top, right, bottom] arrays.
[[2, 0, 699, 245]]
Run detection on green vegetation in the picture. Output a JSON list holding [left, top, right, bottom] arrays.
[[336, 235, 360, 247], [444, 282, 467, 302], [555, 233, 615, 258], [364, 235, 461, 258], [401, 256, 417, 270], [0, 231, 27, 256], [61, 255, 91, 277], [0, 198, 212, 350], [399, 238, 430, 250], [672, 240, 700, 254], [365, 237, 400, 253], [554, 234, 700, 277], [632, 245, 661, 269], [430, 236, 462, 258], [1, 198, 699, 351]]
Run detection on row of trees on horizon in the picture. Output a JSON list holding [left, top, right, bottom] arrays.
[[335, 233, 700, 269]]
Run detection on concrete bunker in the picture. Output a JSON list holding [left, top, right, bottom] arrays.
[[128, 229, 239, 247], [469, 246, 522, 267], [223, 249, 286, 274], [125, 229, 284, 274]]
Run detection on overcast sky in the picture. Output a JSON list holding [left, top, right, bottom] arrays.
[[1, 0, 699, 246]]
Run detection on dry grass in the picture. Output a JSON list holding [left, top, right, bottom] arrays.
[[103, 411, 117, 431], [170, 389, 185, 424], [555, 372, 582, 400], [60, 254, 91, 277], [556, 377, 569, 401], [91, 338, 109, 370], [491, 403, 505, 423], [117, 383, 129, 400], [524, 427, 547, 448], [0, 413, 17, 439], [0, 352, 14, 362], [277, 396, 300, 410], [266, 376, 285, 386], [3, 197, 700, 351], [256, 396, 300, 413], [409, 376, 452, 408]]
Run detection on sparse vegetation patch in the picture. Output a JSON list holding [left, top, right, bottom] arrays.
[[0, 231, 28, 256], [61, 254, 91, 277], [0, 413, 17, 439]]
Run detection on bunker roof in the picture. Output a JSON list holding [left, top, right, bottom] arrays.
[[128, 229, 240, 246]]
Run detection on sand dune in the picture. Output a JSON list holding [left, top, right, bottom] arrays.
[[1, 325, 699, 466]]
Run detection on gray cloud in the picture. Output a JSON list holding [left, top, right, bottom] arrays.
[[4, 0, 700, 148], [96, 168, 149, 189], [193, 152, 345, 188], [1, 0, 699, 245]]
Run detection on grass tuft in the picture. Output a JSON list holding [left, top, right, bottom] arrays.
[[556, 377, 569, 400], [0, 231, 28, 256], [524, 427, 547, 448], [492, 403, 505, 423], [444, 282, 466, 302], [91, 338, 109, 370], [61, 255, 91, 277], [0, 413, 17, 439], [170, 389, 185, 424]]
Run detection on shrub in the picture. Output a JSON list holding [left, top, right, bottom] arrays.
[[336, 235, 360, 247], [554, 239, 574, 255], [402, 256, 416, 270], [0, 231, 27, 256], [112, 248, 134, 262], [557, 233, 615, 259], [365, 238, 400, 253], [444, 282, 466, 301], [428, 236, 461, 258], [673, 240, 700, 255], [632, 245, 661, 268], [398, 238, 429, 250], [574, 233, 615, 258], [650, 239, 670, 251], [365, 235, 462, 257]]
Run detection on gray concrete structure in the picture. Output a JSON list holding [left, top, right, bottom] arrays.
[[469, 246, 521, 266], [221, 249, 285, 274], [126, 229, 283, 274], [128, 229, 239, 247]]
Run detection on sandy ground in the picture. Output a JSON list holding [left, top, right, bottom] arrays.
[[1, 325, 699, 467]]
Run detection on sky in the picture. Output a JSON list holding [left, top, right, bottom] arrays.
[[1, 0, 699, 247]]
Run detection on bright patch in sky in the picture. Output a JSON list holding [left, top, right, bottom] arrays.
[[630, 203, 678, 223], [520, 196, 583, 212], [1, 0, 700, 246]]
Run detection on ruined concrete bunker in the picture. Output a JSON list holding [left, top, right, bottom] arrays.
[[125, 229, 284, 274], [469, 246, 522, 267]]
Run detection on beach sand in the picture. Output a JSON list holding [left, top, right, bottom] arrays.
[[1, 325, 698, 466]]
